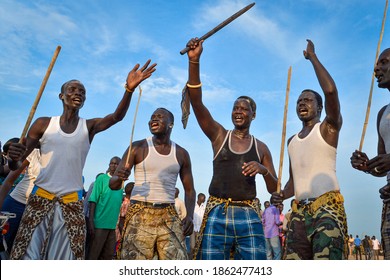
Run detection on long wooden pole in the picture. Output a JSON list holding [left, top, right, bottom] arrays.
[[277, 66, 292, 193], [125, 86, 142, 167], [359, 0, 388, 151], [19, 45, 61, 142]]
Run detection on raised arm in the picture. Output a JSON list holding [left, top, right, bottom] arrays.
[[305, 40, 342, 141], [87, 60, 157, 142], [186, 38, 226, 146]]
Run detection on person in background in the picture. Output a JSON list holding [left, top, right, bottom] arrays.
[[175, 187, 187, 221], [87, 156, 122, 260], [354, 235, 362, 260], [189, 192, 206, 258], [262, 197, 282, 260]]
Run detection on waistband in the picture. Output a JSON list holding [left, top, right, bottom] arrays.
[[293, 190, 343, 213], [31, 186, 83, 204], [130, 200, 175, 208]]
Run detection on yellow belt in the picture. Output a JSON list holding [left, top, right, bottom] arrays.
[[292, 190, 343, 214], [33, 186, 82, 204]]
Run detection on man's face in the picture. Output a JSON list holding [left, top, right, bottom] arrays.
[[148, 109, 172, 135], [231, 99, 255, 129], [296, 91, 320, 122], [60, 81, 86, 109], [375, 49, 390, 89], [108, 157, 120, 174]]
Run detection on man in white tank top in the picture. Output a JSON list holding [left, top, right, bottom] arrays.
[[7, 60, 156, 260], [351, 47, 390, 259], [273, 40, 347, 260], [110, 108, 196, 260]]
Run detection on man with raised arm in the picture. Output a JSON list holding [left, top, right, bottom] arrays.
[[7, 60, 156, 260], [185, 38, 278, 260], [273, 40, 347, 260]]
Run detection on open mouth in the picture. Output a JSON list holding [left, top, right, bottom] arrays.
[[298, 108, 308, 115], [150, 122, 159, 129]]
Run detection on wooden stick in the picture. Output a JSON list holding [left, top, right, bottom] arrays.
[[277, 66, 292, 193], [180, 2, 255, 55], [19, 46, 61, 142], [125, 86, 142, 167], [359, 0, 388, 151]]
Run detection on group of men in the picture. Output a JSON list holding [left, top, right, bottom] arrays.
[[2, 37, 390, 260]]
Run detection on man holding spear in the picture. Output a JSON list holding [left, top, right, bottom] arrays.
[[7, 59, 156, 260], [184, 38, 278, 260], [350, 47, 390, 260], [272, 40, 347, 260]]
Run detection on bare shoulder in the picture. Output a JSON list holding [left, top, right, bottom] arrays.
[[174, 142, 191, 164], [254, 138, 271, 152], [30, 117, 51, 134], [378, 105, 388, 118]]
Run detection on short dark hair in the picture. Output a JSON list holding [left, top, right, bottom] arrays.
[[156, 107, 174, 124], [236, 96, 256, 112], [61, 79, 82, 93]]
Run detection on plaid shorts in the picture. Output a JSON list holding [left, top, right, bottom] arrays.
[[197, 203, 266, 260]]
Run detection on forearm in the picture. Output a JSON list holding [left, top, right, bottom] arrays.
[[184, 189, 196, 219], [111, 90, 133, 122], [281, 179, 295, 199], [309, 54, 337, 95], [109, 176, 124, 190]]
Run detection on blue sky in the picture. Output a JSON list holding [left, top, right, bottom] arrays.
[[1, 0, 390, 241]]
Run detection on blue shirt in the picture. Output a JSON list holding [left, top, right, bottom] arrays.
[[354, 237, 361, 246]]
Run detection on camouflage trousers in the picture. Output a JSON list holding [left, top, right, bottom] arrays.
[[284, 191, 347, 260], [117, 202, 187, 260], [381, 202, 390, 260]]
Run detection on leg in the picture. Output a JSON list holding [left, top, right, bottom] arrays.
[[97, 229, 117, 260], [155, 207, 187, 260], [197, 204, 234, 260], [87, 228, 109, 259], [232, 206, 266, 260], [268, 235, 282, 260], [310, 213, 343, 260], [119, 206, 157, 260], [381, 202, 390, 260], [284, 210, 312, 260]]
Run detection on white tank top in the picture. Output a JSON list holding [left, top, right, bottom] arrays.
[[10, 148, 41, 204], [379, 104, 390, 182], [34, 116, 90, 195], [288, 123, 340, 200], [131, 137, 180, 203]]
